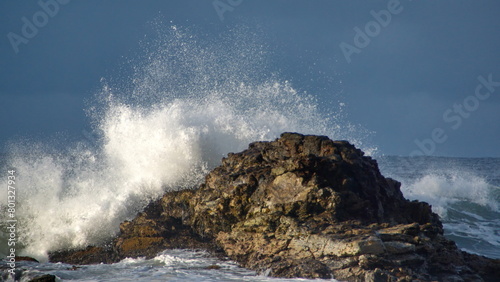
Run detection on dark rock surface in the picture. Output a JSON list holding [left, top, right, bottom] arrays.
[[49, 133, 500, 281], [15, 256, 39, 263], [27, 274, 56, 282]]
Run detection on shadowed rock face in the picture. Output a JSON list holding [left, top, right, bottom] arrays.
[[49, 133, 499, 281]]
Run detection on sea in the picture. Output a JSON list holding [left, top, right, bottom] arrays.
[[1, 25, 499, 281]]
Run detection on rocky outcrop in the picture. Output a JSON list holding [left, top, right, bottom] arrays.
[[49, 133, 500, 281]]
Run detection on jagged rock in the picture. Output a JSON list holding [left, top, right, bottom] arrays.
[[49, 133, 500, 281]]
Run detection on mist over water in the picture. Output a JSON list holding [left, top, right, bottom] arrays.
[[0, 25, 372, 260]]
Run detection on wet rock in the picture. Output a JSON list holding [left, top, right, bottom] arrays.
[[28, 274, 56, 282], [15, 256, 39, 263], [49, 245, 117, 265], [205, 264, 221, 270]]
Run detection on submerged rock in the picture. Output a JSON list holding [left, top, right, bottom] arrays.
[[49, 133, 500, 281]]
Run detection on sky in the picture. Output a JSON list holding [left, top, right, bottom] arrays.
[[1, 0, 499, 157]]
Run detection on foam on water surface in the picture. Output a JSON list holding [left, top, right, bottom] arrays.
[[1, 250, 336, 282]]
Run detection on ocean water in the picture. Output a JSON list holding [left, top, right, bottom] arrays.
[[1, 25, 499, 281], [378, 156, 500, 259]]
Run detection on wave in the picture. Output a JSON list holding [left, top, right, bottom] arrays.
[[401, 171, 499, 216], [0, 24, 373, 261], [379, 157, 500, 258]]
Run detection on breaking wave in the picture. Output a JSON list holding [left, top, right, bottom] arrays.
[[0, 24, 373, 260]]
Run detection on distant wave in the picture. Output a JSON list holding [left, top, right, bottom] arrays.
[[403, 171, 498, 215], [379, 157, 500, 258]]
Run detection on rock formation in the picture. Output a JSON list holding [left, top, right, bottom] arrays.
[[49, 133, 500, 281]]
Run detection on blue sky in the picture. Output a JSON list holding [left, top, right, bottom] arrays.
[[1, 0, 499, 157]]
